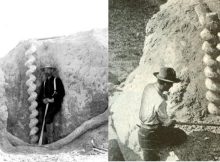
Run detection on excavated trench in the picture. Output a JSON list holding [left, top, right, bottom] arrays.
[[0, 29, 108, 154]]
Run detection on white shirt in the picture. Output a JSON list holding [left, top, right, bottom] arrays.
[[139, 83, 171, 125]]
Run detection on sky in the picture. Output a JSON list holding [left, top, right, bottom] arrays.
[[0, 0, 108, 58]]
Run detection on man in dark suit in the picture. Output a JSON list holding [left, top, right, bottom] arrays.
[[37, 65, 65, 144]]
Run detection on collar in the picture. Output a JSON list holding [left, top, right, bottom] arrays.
[[46, 76, 54, 81]]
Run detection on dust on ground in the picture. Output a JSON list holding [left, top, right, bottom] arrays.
[[0, 124, 108, 162], [0, 149, 107, 162]]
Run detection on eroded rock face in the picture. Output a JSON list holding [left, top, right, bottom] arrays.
[[0, 29, 108, 143], [109, 0, 168, 84], [110, 0, 219, 160]]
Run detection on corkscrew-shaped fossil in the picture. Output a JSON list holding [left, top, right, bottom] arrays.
[[25, 43, 39, 144], [0, 68, 8, 128], [200, 12, 220, 115]]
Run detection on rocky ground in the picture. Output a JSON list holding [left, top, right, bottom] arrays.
[[0, 146, 107, 162], [109, 0, 220, 161], [0, 149, 107, 162]]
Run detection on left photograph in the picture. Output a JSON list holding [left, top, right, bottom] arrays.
[[0, 0, 108, 161]]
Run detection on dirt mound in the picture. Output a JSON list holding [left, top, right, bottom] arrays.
[[110, 0, 220, 160]]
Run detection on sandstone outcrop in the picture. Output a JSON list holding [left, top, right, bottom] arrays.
[[0, 29, 108, 146]]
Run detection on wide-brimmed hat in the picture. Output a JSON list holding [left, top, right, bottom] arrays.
[[41, 65, 56, 69], [153, 67, 181, 83]]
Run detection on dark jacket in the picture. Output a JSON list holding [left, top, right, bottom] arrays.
[[37, 76, 65, 124]]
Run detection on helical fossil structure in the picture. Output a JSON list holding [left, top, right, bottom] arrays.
[[200, 12, 220, 115], [24, 42, 39, 144], [0, 68, 8, 128]]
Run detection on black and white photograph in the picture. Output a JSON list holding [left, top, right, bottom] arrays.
[[2, 0, 220, 161], [0, 0, 108, 161], [109, 0, 220, 161]]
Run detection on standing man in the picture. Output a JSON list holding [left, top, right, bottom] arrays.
[[36, 64, 65, 145], [138, 67, 187, 161]]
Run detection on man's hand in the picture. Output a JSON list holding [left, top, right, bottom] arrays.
[[43, 98, 54, 104], [47, 98, 54, 103], [43, 98, 49, 104], [169, 120, 176, 127], [164, 120, 176, 127]]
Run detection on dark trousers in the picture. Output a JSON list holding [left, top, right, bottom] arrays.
[[138, 126, 187, 161], [37, 106, 54, 144]]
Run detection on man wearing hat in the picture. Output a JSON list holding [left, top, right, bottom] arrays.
[[36, 64, 65, 145], [138, 67, 187, 161]]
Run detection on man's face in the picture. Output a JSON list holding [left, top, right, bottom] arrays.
[[44, 68, 53, 77], [162, 81, 173, 92]]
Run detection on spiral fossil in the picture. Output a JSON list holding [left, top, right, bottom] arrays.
[[0, 68, 8, 128], [24, 42, 39, 144], [200, 12, 220, 115]]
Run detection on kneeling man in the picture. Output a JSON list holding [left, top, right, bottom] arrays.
[[138, 67, 187, 161]]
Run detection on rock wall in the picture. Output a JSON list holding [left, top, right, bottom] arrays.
[[109, 0, 167, 84], [110, 0, 220, 160], [0, 29, 108, 143]]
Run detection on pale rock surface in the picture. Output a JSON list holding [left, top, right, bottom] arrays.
[[0, 29, 108, 143], [110, 0, 220, 161]]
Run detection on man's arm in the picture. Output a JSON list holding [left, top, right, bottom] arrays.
[[37, 81, 51, 104], [53, 77, 65, 101], [139, 86, 150, 122], [157, 101, 175, 127], [47, 77, 65, 102], [36, 83, 44, 105], [49, 77, 65, 115]]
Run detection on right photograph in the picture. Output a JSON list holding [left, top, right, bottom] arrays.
[[109, 0, 220, 161]]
